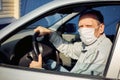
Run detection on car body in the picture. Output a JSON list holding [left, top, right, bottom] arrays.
[[0, 0, 120, 80]]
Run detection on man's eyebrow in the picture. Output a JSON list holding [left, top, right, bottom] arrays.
[[79, 25, 83, 27], [86, 25, 93, 27], [79, 24, 93, 27]]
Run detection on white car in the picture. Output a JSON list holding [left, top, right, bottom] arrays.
[[0, 0, 120, 80]]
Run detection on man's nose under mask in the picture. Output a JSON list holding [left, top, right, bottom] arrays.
[[78, 28, 97, 45]]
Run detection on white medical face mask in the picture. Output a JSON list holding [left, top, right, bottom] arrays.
[[78, 28, 97, 45]]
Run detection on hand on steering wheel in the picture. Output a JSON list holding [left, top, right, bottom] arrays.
[[29, 54, 42, 69], [29, 32, 60, 70], [28, 32, 43, 68]]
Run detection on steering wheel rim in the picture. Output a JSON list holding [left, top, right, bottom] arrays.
[[31, 32, 60, 70], [32, 32, 42, 61]]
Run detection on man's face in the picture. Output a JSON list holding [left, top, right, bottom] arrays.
[[78, 14, 104, 38]]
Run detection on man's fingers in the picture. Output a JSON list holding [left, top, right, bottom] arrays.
[[29, 61, 39, 68], [29, 54, 42, 69], [34, 26, 42, 35], [34, 26, 52, 36], [38, 54, 42, 63]]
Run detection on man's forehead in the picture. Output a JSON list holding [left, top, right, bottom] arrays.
[[78, 14, 99, 26], [80, 14, 98, 20], [79, 19, 94, 26]]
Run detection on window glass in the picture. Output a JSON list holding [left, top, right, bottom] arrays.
[[27, 13, 67, 29]]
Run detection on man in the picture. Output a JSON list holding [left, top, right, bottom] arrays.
[[29, 10, 112, 76]]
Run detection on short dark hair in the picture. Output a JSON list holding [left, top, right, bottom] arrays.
[[80, 9, 104, 23]]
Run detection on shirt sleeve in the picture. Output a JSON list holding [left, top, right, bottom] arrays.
[[49, 32, 82, 59]]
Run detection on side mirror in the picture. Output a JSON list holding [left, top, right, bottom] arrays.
[[64, 23, 77, 33]]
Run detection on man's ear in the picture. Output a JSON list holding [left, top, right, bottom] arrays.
[[99, 23, 104, 34]]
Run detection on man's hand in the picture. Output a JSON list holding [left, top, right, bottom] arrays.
[[34, 26, 52, 36], [29, 54, 42, 69]]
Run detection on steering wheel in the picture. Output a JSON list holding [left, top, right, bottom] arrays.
[[30, 32, 61, 70], [10, 32, 60, 70], [28, 32, 42, 61]]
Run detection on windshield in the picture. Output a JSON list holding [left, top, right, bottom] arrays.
[[27, 13, 67, 29]]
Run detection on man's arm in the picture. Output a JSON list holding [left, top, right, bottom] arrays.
[[34, 26, 82, 59]]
